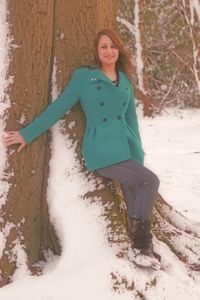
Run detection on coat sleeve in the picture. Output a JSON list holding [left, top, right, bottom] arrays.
[[19, 69, 82, 144], [125, 84, 143, 147]]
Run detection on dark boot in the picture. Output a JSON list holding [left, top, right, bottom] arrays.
[[130, 217, 161, 261]]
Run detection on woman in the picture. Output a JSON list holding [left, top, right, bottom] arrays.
[[4, 29, 160, 268]]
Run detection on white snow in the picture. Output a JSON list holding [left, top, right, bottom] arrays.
[[0, 2, 200, 299], [1, 103, 200, 300], [191, 0, 200, 24], [140, 108, 200, 222]]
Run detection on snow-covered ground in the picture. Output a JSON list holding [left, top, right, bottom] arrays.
[[1, 1, 200, 299], [1, 107, 200, 300], [141, 108, 200, 223]]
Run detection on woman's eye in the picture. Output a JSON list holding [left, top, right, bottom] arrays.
[[101, 45, 117, 49]]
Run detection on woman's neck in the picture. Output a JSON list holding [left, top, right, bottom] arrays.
[[100, 64, 117, 81]]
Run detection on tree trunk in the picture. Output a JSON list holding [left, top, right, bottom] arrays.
[[44, 0, 200, 285], [1, 0, 56, 286], [1, 0, 118, 287], [178, 0, 200, 94], [133, 0, 155, 116]]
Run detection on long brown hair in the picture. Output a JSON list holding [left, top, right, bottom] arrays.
[[93, 28, 134, 81]]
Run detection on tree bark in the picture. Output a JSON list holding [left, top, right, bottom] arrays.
[[1, 0, 55, 286], [1, 0, 119, 287]]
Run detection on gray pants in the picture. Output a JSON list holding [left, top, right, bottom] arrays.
[[96, 159, 160, 221]]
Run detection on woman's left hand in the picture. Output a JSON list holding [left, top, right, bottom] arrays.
[[3, 131, 27, 152]]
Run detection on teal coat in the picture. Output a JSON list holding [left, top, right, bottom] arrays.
[[20, 67, 144, 171]]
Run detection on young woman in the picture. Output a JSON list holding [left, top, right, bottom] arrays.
[[4, 29, 160, 267]]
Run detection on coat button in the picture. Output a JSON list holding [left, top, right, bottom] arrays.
[[100, 102, 104, 106], [123, 102, 126, 106], [117, 115, 122, 120], [97, 86, 101, 90], [102, 117, 107, 122]]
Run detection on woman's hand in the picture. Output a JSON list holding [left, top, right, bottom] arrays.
[[3, 131, 27, 152]]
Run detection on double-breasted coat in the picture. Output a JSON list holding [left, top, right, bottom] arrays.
[[19, 67, 144, 171]]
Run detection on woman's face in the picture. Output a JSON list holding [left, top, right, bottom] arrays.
[[97, 34, 119, 67]]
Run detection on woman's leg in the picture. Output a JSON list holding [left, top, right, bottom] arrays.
[[96, 159, 160, 221], [96, 159, 161, 262], [120, 184, 137, 218]]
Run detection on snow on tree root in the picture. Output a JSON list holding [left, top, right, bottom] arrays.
[[155, 194, 200, 238], [153, 201, 200, 274]]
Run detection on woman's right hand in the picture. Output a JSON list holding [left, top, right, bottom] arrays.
[[3, 131, 27, 152]]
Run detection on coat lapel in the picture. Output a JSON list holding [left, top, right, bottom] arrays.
[[89, 68, 130, 88], [89, 68, 113, 85]]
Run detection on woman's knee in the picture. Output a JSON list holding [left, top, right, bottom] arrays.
[[142, 172, 160, 189], [151, 173, 160, 189]]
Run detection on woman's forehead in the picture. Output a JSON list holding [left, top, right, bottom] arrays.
[[98, 34, 114, 44]]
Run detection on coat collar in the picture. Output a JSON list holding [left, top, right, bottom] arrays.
[[89, 68, 130, 89]]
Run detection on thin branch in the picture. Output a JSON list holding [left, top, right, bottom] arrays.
[[116, 17, 135, 34], [157, 70, 178, 114], [171, 49, 196, 76]]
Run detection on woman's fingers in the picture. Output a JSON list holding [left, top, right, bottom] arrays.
[[5, 139, 22, 147], [4, 135, 18, 144], [3, 131, 27, 150], [6, 131, 18, 135], [4, 133, 19, 145], [3, 131, 18, 141]]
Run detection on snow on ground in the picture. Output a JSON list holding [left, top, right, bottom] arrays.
[[140, 108, 200, 222], [0, 108, 200, 300]]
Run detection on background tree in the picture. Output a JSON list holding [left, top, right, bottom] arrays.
[[117, 0, 200, 110], [117, 0, 155, 116]]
